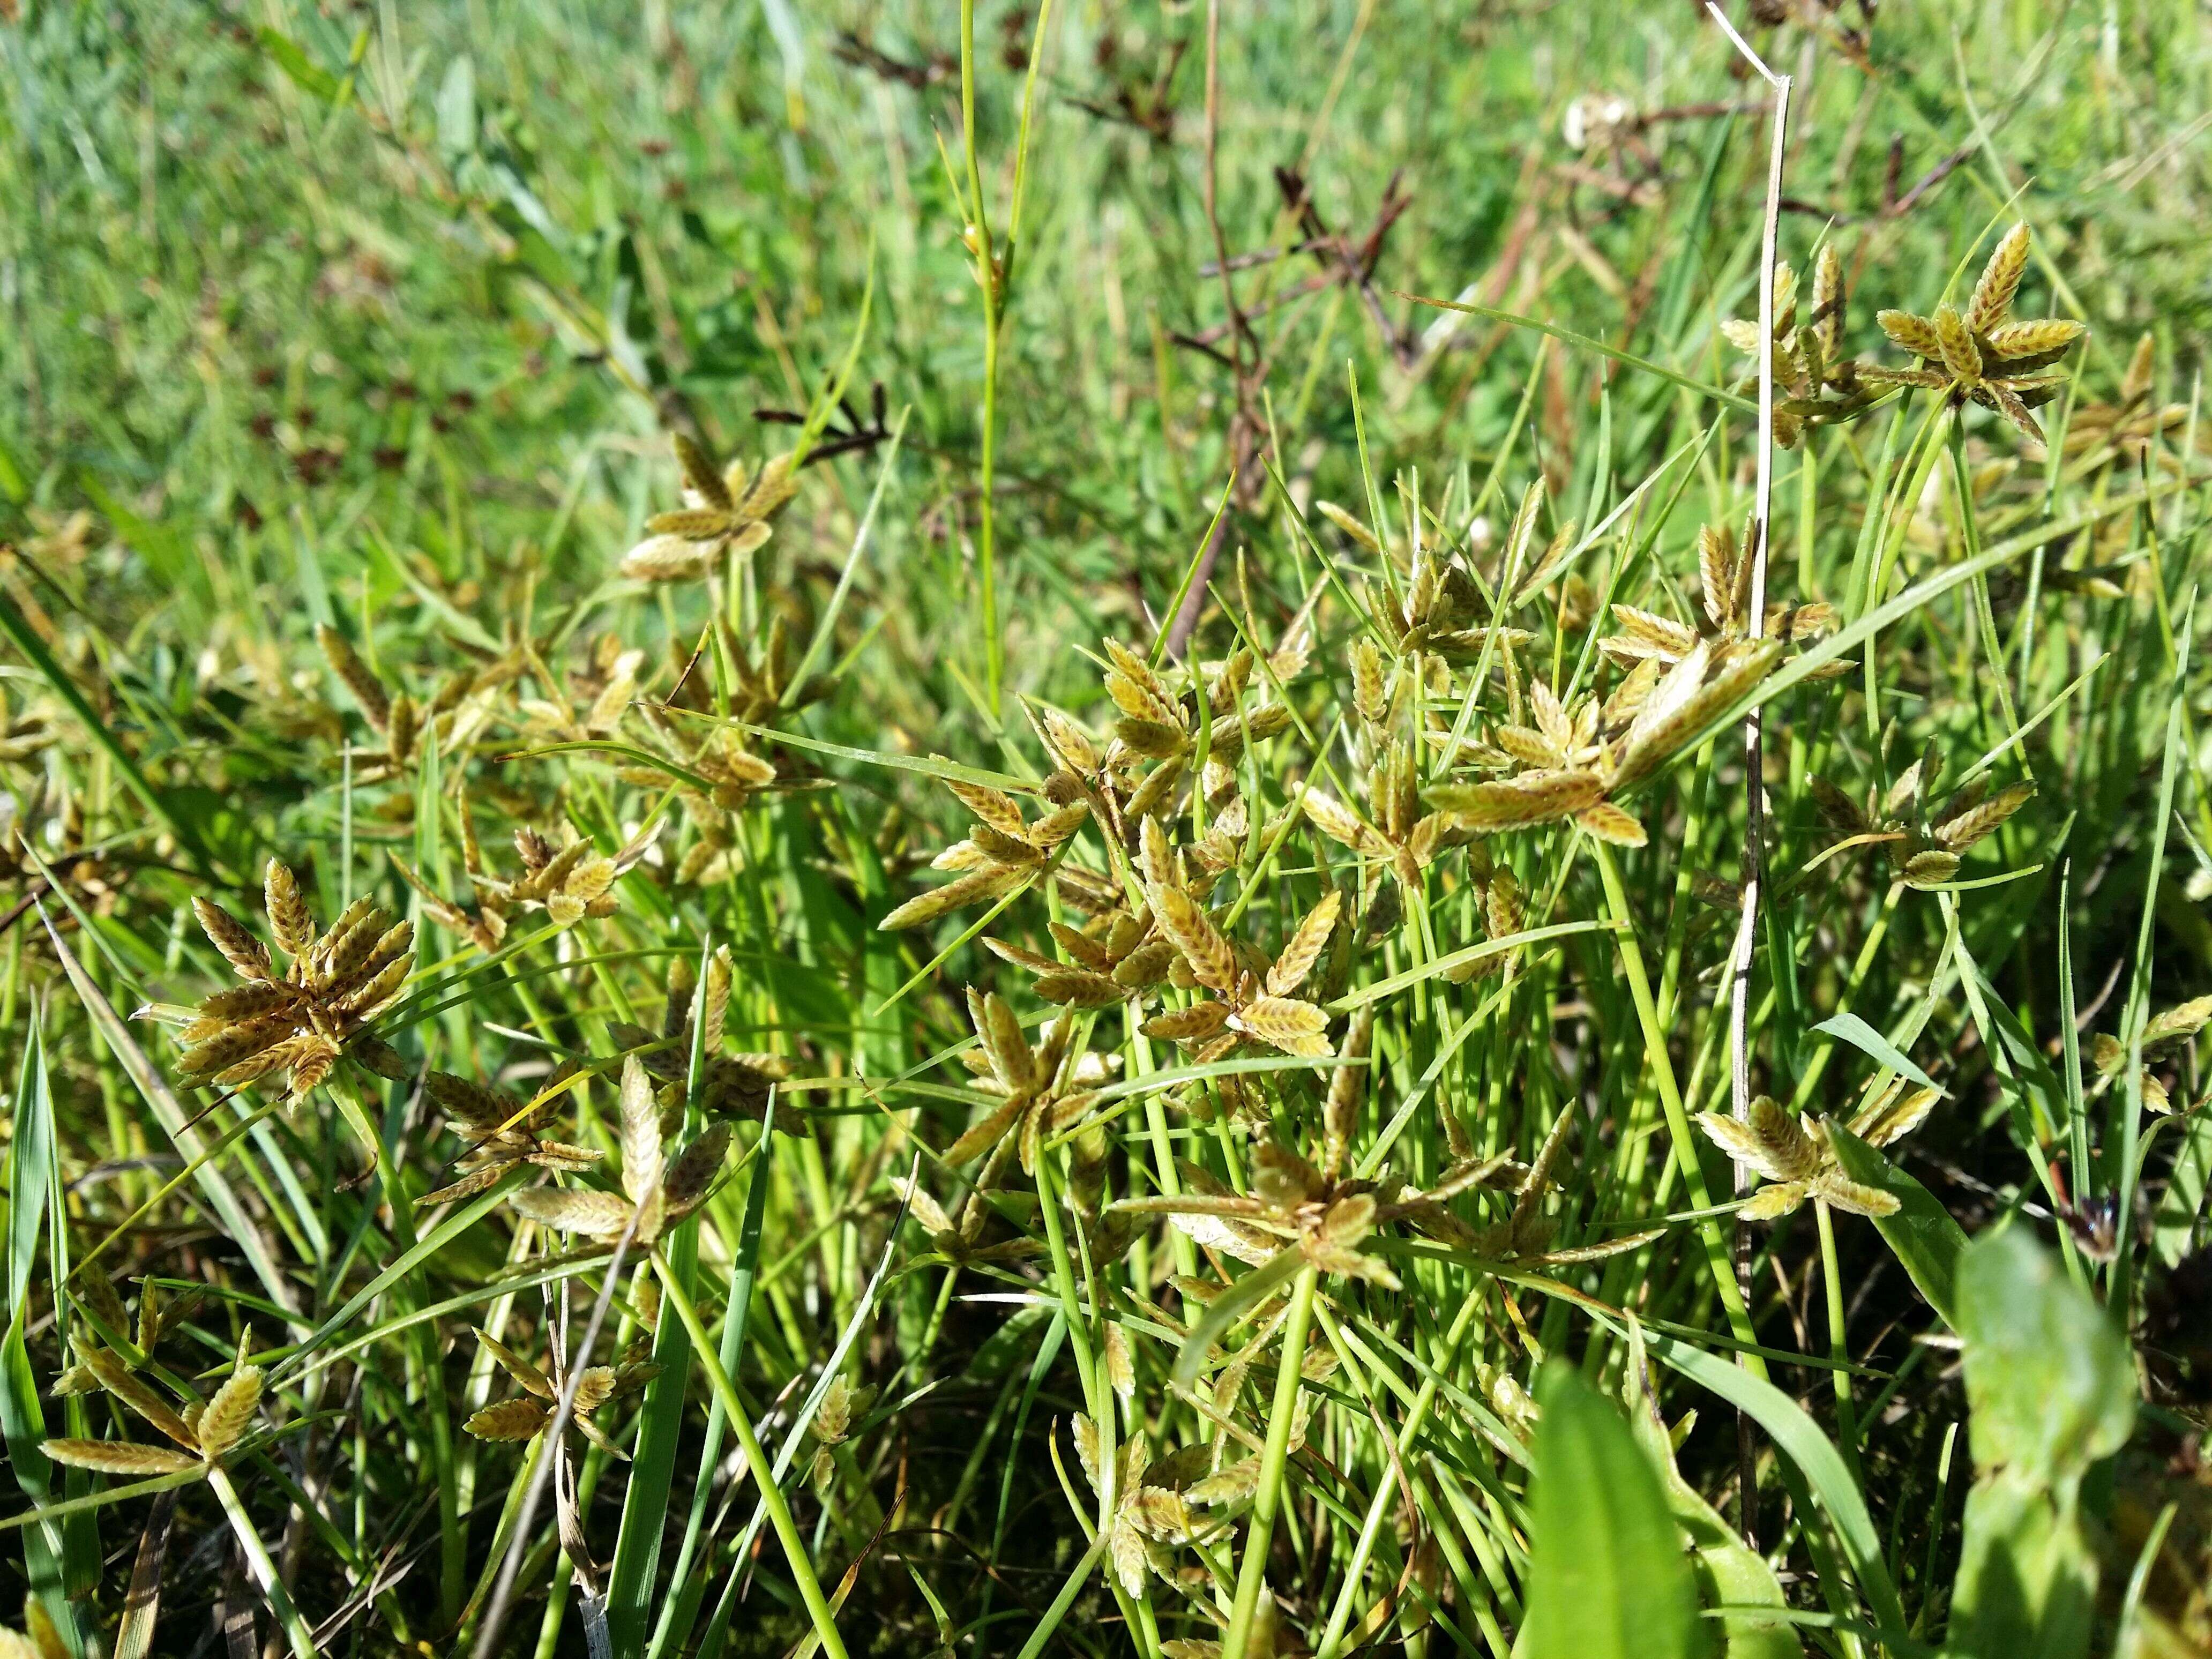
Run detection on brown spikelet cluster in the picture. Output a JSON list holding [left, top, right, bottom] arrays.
[[462, 1326, 661, 1458], [419, 1070, 603, 1205], [1865, 222, 2086, 442], [1139, 822, 1338, 1063], [1302, 736, 1480, 890], [943, 990, 1114, 1172], [1700, 1079, 1937, 1220], [41, 1333, 265, 1481], [504, 1056, 729, 1247], [177, 860, 416, 1100], [622, 434, 802, 581], [604, 618, 839, 886], [1423, 631, 1784, 848], [1599, 520, 1842, 676], [390, 803, 650, 952], [1807, 746, 2036, 892], [2090, 995, 2212, 1116], [1720, 245, 1878, 447], [609, 951, 799, 1131], [879, 773, 1091, 930], [51, 1274, 204, 1399], [315, 623, 513, 781]]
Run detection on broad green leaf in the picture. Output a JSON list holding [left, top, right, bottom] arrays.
[[1626, 1321, 1795, 1659], [1827, 1122, 1969, 1328], [1522, 1363, 1700, 1659], [1953, 1470, 2098, 1659], [1958, 1227, 2134, 1489]]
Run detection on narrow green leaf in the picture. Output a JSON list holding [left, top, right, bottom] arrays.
[[255, 27, 343, 101], [1811, 1011, 1945, 1095]]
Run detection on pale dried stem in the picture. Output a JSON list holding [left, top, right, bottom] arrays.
[[1708, 0, 1790, 1552]]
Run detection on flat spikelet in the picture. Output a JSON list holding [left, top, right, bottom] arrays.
[[1302, 790, 1384, 855], [1430, 769, 1604, 831], [180, 869, 415, 1101], [465, 1399, 552, 1441], [1314, 499, 1380, 552], [662, 1124, 731, 1210], [1700, 1098, 1820, 1184], [40, 1440, 201, 1477], [623, 434, 801, 582], [1867, 223, 2083, 441], [1144, 1003, 1232, 1041], [1966, 222, 2031, 334], [1229, 997, 1331, 1057], [1153, 886, 1237, 993], [195, 1367, 264, 1459], [1878, 309, 1943, 358], [316, 623, 390, 732], [1934, 779, 2035, 851], [1265, 891, 1341, 997], [510, 1188, 639, 1238], [81, 1348, 197, 1450], [1934, 304, 1981, 379], [1574, 800, 1647, 847], [263, 860, 315, 958], [1903, 850, 1960, 888], [880, 864, 1027, 931], [1985, 318, 2084, 363], [618, 1057, 662, 1206], [192, 899, 272, 983]]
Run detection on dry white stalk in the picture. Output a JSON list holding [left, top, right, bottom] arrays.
[[1707, 0, 1791, 1552]]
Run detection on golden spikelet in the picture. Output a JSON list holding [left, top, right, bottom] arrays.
[[316, 623, 390, 733], [1966, 222, 2031, 334], [1229, 996, 1332, 1057], [662, 1125, 731, 1210], [699, 946, 733, 1053], [1430, 769, 1604, 832], [1574, 800, 1647, 847], [1878, 309, 1944, 358], [194, 1367, 264, 1459], [1323, 1005, 1374, 1177], [1811, 243, 1844, 358], [1934, 779, 2034, 851], [1902, 850, 1960, 888], [509, 1188, 639, 1238], [618, 1056, 662, 1206], [1143, 1003, 1232, 1041], [1933, 304, 1981, 380], [1301, 789, 1383, 856], [192, 899, 273, 983], [263, 860, 315, 959], [1984, 318, 2086, 363], [464, 1399, 552, 1442], [80, 1347, 197, 1451], [40, 1439, 203, 1477], [1153, 886, 1237, 995], [1266, 891, 1341, 997], [1313, 499, 1380, 552]]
